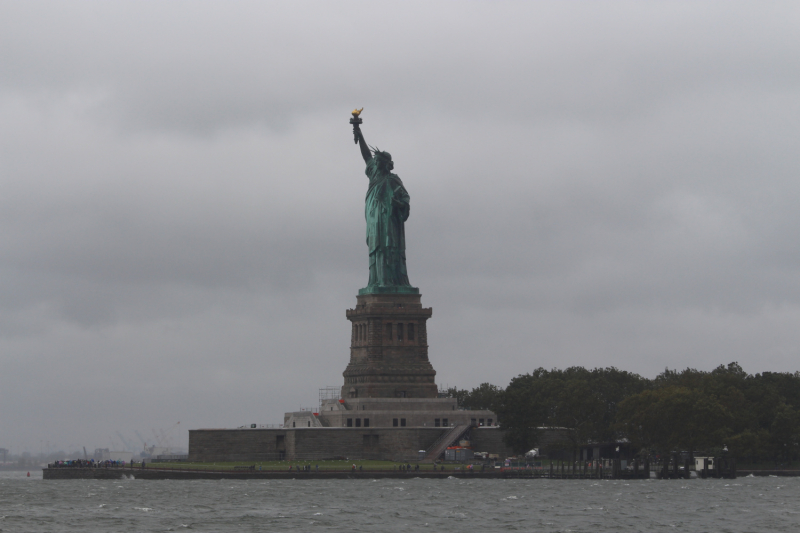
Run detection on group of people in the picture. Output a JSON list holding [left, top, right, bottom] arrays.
[[453, 463, 484, 472], [49, 459, 95, 468], [288, 464, 317, 472], [49, 459, 143, 468]]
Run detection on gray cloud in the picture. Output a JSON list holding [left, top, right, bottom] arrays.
[[1, 1, 800, 453]]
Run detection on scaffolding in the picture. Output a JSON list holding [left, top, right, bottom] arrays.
[[318, 386, 341, 412]]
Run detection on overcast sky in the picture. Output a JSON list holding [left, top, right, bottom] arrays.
[[2, 1, 799, 454]]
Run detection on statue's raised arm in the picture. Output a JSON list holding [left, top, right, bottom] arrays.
[[350, 108, 372, 164]]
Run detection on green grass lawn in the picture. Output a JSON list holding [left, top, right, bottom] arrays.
[[145, 459, 490, 471]]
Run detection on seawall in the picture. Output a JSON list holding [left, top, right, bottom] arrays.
[[42, 467, 506, 480], [45, 467, 795, 480]]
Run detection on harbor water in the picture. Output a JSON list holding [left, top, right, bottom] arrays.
[[1, 470, 798, 532]]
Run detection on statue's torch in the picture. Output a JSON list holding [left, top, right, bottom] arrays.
[[350, 108, 363, 144]]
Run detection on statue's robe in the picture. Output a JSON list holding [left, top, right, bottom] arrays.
[[364, 157, 412, 288]]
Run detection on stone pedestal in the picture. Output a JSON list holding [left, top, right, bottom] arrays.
[[342, 293, 437, 399]]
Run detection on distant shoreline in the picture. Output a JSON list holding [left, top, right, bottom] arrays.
[[1, 466, 44, 472]]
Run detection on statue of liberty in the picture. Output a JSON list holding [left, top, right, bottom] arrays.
[[350, 109, 418, 295]]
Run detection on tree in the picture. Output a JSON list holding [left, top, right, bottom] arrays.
[[445, 387, 470, 408], [448, 362, 800, 464], [768, 403, 800, 465], [493, 369, 551, 454], [445, 383, 502, 411], [462, 383, 502, 411], [616, 386, 732, 458], [495, 367, 648, 457]]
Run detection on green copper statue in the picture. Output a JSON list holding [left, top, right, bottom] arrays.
[[350, 109, 418, 295]]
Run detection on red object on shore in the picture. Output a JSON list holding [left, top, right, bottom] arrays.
[[27, 472, 30, 477]]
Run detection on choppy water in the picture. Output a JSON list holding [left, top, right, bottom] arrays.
[[1, 470, 798, 532]]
